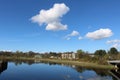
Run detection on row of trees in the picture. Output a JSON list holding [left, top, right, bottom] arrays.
[[0, 50, 63, 58], [76, 47, 120, 64], [0, 47, 119, 58], [95, 47, 119, 56], [0, 51, 39, 58], [0, 47, 119, 64]]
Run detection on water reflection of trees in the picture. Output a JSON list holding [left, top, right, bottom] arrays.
[[8, 60, 35, 66], [37, 61, 61, 66], [39, 61, 111, 77], [74, 65, 111, 76], [42, 62, 114, 80], [93, 69, 110, 76], [74, 66, 86, 73], [74, 65, 120, 80], [33, 61, 111, 77], [0, 61, 8, 74]]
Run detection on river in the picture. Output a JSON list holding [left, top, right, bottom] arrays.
[[0, 60, 119, 80]]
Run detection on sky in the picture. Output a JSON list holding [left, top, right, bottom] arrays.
[[0, 0, 120, 53]]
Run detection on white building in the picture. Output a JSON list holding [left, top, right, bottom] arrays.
[[61, 53, 76, 59]]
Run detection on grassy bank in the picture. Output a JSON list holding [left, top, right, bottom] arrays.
[[38, 59, 114, 69]]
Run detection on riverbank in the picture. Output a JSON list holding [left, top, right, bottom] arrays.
[[38, 59, 114, 69], [0, 57, 114, 69]]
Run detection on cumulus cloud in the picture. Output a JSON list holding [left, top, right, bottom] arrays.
[[69, 30, 79, 36], [85, 28, 113, 40], [46, 22, 67, 31], [65, 30, 80, 40], [31, 3, 69, 31], [107, 39, 120, 48]]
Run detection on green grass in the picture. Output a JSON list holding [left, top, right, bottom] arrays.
[[38, 59, 114, 69]]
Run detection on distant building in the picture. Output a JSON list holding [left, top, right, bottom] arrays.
[[61, 53, 76, 59], [88, 54, 95, 57]]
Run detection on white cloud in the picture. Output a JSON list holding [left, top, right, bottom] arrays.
[[107, 39, 120, 44], [86, 28, 113, 40], [31, 3, 69, 31], [69, 30, 79, 36], [65, 30, 80, 40], [46, 22, 67, 31], [107, 39, 120, 48]]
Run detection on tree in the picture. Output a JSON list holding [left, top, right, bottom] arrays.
[[76, 49, 85, 59], [108, 47, 119, 55], [108, 47, 119, 60], [49, 52, 57, 56], [94, 50, 106, 57], [94, 49, 107, 64]]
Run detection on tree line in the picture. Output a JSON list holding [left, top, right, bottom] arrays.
[[0, 47, 120, 64], [76, 47, 120, 64]]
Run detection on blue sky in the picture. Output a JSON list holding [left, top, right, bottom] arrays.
[[0, 0, 120, 53]]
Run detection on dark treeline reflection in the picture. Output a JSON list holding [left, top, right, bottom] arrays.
[[74, 66, 120, 80], [0, 61, 8, 74], [74, 66, 111, 76], [8, 60, 35, 66]]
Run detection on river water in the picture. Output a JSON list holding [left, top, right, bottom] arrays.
[[0, 60, 119, 80]]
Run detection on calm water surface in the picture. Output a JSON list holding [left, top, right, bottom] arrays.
[[0, 60, 119, 80]]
